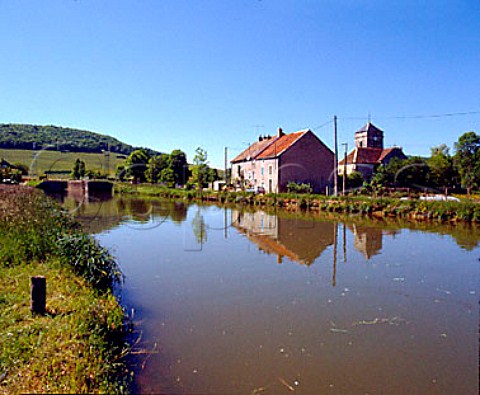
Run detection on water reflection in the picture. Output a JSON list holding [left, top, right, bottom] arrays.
[[346, 224, 399, 259], [230, 209, 405, 265], [191, 209, 207, 244], [50, 195, 480, 394], [46, 192, 480, 255], [231, 209, 335, 265]]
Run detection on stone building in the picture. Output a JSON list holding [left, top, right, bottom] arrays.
[[338, 123, 407, 180], [231, 128, 334, 194]]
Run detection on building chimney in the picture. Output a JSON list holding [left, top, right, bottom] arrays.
[[277, 127, 284, 137]]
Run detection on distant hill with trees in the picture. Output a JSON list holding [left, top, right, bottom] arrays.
[[0, 124, 160, 156]]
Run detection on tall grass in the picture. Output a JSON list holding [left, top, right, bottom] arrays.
[[0, 185, 129, 393], [0, 185, 121, 290]]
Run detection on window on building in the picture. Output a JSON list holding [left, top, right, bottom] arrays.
[[261, 167, 264, 176], [269, 165, 273, 175]]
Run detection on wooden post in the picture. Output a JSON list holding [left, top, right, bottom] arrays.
[[30, 276, 46, 315]]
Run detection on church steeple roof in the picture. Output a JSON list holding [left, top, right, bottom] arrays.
[[355, 122, 383, 134]]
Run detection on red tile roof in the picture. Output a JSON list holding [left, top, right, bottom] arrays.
[[231, 130, 309, 162], [231, 137, 279, 163], [256, 130, 308, 159], [355, 147, 384, 164], [338, 150, 356, 165], [339, 147, 406, 165], [378, 147, 404, 162]]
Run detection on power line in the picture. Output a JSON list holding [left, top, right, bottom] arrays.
[[311, 119, 333, 131], [339, 110, 480, 121]]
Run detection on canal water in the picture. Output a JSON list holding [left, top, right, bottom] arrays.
[[64, 195, 479, 395]]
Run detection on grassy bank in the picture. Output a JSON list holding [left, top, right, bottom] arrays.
[[0, 186, 129, 394], [114, 183, 480, 223]]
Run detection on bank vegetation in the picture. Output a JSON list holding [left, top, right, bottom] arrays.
[[0, 185, 130, 394], [115, 183, 480, 223]]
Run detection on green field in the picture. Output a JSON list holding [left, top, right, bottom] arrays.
[[0, 149, 126, 178]]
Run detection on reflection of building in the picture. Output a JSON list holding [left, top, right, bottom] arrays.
[[232, 209, 335, 265], [347, 224, 399, 259]]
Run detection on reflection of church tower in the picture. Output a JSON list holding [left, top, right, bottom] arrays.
[[352, 224, 383, 259], [354, 122, 384, 149]]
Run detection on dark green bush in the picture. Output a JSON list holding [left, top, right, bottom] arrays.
[[57, 234, 122, 290], [286, 182, 313, 194]]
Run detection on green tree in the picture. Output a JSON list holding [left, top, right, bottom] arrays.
[[454, 131, 480, 192], [427, 144, 458, 188], [372, 157, 429, 189], [347, 171, 364, 189], [71, 158, 86, 180], [189, 147, 215, 189], [159, 167, 175, 187], [145, 154, 170, 183], [124, 149, 151, 183], [170, 149, 189, 185]]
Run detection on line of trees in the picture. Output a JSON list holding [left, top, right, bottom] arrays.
[[369, 131, 480, 193], [116, 147, 218, 188], [70, 159, 109, 180]]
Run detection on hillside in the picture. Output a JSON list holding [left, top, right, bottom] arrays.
[[0, 123, 159, 155]]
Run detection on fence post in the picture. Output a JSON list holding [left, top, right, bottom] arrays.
[[30, 276, 46, 315]]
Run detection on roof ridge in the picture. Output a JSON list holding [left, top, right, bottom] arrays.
[[254, 135, 280, 158], [230, 135, 280, 163], [257, 130, 307, 159]]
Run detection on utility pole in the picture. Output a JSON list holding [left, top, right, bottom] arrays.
[[341, 142, 348, 196], [224, 147, 228, 184], [333, 115, 338, 196]]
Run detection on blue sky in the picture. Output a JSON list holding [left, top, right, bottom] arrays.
[[0, 0, 479, 167]]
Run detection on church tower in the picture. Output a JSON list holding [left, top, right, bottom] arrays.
[[354, 122, 384, 149]]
